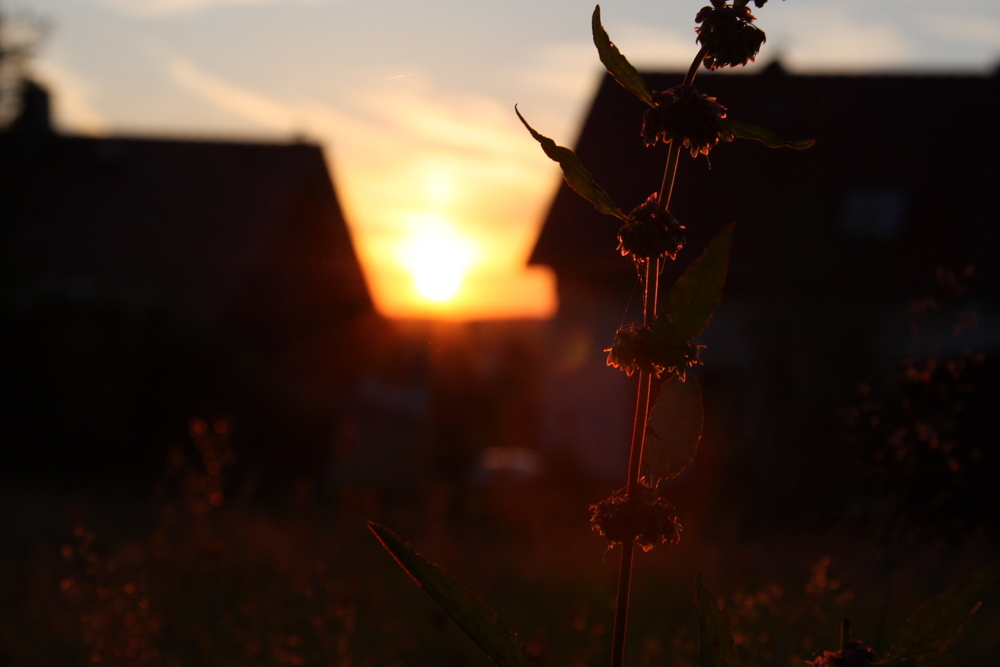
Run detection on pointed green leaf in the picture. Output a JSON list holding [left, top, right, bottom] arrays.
[[655, 223, 734, 344], [516, 106, 626, 221], [722, 119, 816, 150], [368, 522, 532, 667], [883, 562, 1000, 665], [592, 5, 654, 107], [695, 573, 740, 667], [644, 375, 703, 484]]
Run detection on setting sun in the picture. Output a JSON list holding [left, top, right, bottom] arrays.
[[346, 147, 559, 320], [395, 214, 480, 303]]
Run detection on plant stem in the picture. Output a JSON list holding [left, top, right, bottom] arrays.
[[686, 46, 708, 87], [609, 45, 709, 667], [610, 536, 635, 667], [657, 141, 683, 214], [658, 47, 707, 214], [610, 256, 660, 667], [629, 259, 660, 491]]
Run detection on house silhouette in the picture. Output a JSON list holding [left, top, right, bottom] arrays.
[[530, 64, 1000, 534], [1, 81, 376, 491]]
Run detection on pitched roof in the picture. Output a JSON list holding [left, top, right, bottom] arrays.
[[5, 128, 369, 321], [0, 84, 376, 483], [530, 65, 1000, 297]]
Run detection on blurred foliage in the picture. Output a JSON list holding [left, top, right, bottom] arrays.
[[0, 420, 996, 666]]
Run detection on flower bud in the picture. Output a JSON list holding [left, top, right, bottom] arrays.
[[590, 483, 682, 552], [606, 324, 703, 380], [617, 193, 686, 260], [641, 86, 734, 157], [695, 2, 767, 69]]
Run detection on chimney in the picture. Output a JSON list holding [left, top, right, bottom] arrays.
[[9, 79, 52, 136]]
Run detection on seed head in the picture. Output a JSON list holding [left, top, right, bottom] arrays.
[[641, 86, 734, 157], [590, 482, 682, 552], [617, 193, 686, 260], [695, 1, 767, 69], [606, 324, 703, 380]]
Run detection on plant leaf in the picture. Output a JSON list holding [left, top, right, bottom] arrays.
[[655, 223, 734, 344], [643, 375, 703, 484], [592, 5, 654, 107], [722, 119, 816, 150], [883, 561, 1000, 665], [368, 522, 532, 667], [515, 106, 626, 221], [695, 573, 740, 667]]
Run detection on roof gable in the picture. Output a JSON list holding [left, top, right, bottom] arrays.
[[530, 67, 1000, 294], [7, 133, 369, 317]]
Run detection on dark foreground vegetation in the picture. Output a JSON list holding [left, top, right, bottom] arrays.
[[1, 415, 997, 666], [2, 2, 998, 665]]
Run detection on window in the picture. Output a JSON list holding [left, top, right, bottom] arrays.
[[840, 188, 908, 239]]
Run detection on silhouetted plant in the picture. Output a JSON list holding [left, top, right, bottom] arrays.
[[370, 2, 998, 666], [58, 418, 360, 666], [843, 267, 985, 545]]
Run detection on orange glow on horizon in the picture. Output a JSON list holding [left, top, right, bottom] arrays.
[[363, 261, 558, 321], [342, 150, 560, 321], [138, 61, 565, 320], [394, 214, 480, 303], [360, 211, 557, 320]]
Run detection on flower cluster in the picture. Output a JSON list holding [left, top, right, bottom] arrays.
[[641, 85, 733, 157], [695, 0, 767, 69], [807, 641, 879, 667], [617, 193, 686, 260], [590, 482, 682, 552], [606, 324, 702, 380]]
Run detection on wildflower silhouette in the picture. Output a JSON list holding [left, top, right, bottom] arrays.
[[590, 481, 682, 552], [695, 0, 768, 69], [641, 85, 733, 156], [370, 4, 997, 667], [617, 193, 685, 259]]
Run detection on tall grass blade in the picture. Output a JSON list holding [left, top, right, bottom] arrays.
[[368, 522, 532, 667], [883, 561, 1000, 665], [695, 573, 740, 667]]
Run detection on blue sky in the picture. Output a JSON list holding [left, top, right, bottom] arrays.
[[11, 0, 1000, 318]]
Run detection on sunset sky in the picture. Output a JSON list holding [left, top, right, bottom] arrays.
[[9, 0, 999, 319]]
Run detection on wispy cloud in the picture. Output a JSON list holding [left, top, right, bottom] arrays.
[[766, 8, 913, 70], [610, 23, 699, 70], [96, 0, 320, 19], [163, 55, 556, 317], [165, 56, 538, 164], [360, 87, 538, 162], [514, 42, 598, 101], [168, 58, 300, 130], [914, 13, 1000, 45], [34, 58, 108, 134]]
